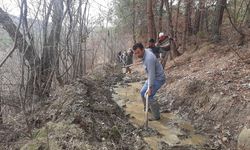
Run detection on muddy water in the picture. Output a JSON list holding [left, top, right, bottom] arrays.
[[113, 82, 207, 150]]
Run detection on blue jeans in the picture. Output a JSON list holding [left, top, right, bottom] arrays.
[[140, 79, 165, 102]]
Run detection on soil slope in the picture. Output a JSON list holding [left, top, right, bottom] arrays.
[[157, 42, 250, 149]]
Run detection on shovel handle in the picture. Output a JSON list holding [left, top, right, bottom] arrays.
[[144, 94, 149, 129]]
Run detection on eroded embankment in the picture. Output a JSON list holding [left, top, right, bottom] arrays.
[[157, 43, 250, 149], [2, 74, 150, 149]]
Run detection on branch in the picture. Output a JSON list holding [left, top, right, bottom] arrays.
[[0, 6, 23, 68], [225, 5, 245, 37]]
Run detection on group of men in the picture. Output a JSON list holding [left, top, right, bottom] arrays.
[[117, 49, 134, 74], [118, 32, 170, 121], [148, 32, 171, 66]]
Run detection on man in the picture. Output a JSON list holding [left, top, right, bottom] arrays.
[[125, 49, 133, 74], [117, 51, 122, 63], [132, 43, 166, 121], [156, 32, 171, 65], [148, 38, 160, 58]]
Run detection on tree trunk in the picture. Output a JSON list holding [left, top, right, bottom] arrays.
[[233, 0, 237, 23], [0, 7, 40, 96], [194, 0, 202, 34], [187, 0, 193, 35], [0, 77, 2, 124], [165, 0, 174, 37], [183, 0, 190, 51], [174, 0, 182, 37], [41, 0, 64, 95], [78, 0, 84, 77], [147, 0, 157, 40], [132, 0, 136, 43], [211, 0, 227, 42], [199, 0, 206, 32], [246, 4, 250, 28], [158, 0, 164, 32]]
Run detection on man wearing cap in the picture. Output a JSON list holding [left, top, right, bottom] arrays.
[[132, 42, 166, 121], [156, 32, 171, 66]]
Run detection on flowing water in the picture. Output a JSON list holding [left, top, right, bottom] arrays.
[[113, 82, 207, 150]]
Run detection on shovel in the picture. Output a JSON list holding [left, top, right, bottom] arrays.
[[144, 94, 149, 129]]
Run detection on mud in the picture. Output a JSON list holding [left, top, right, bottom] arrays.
[[113, 82, 208, 150]]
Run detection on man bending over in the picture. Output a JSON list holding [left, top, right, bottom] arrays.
[[132, 43, 166, 121]]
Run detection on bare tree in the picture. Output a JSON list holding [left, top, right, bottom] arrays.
[[183, 0, 192, 51], [174, 0, 182, 37], [0, 7, 40, 97], [211, 0, 227, 42], [41, 0, 64, 95], [158, 0, 164, 32], [132, 0, 136, 43], [194, 0, 204, 34], [199, 0, 206, 32], [147, 0, 157, 40], [246, 2, 250, 27]]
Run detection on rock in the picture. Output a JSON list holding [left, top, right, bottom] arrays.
[[214, 124, 221, 130], [123, 76, 132, 83], [242, 83, 250, 89], [238, 126, 250, 150], [222, 137, 228, 142]]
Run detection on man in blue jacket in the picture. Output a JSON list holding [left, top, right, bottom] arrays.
[[132, 43, 166, 121]]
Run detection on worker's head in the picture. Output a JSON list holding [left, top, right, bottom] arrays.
[[159, 32, 166, 41], [132, 43, 144, 58], [148, 38, 155, 48], [159, 32, 164, 37]]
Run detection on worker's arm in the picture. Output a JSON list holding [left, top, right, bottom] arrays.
[[146, 57, 156, 88], [122, 61, 142, 68]]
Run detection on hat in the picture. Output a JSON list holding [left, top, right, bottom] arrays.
[[159, 32, 164, 37]]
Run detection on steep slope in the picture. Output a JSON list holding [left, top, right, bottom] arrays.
[[158, 42, 250, 149]]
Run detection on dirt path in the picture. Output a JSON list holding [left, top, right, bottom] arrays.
[[113, 82, 207, 150]]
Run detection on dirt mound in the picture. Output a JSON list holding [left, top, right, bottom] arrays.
[[89, 64, 123, 82], [4, 78, 149, 150], [158, 42, 250, 149]]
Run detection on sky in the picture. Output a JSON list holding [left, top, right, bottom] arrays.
[[0, 0, 112, 19]]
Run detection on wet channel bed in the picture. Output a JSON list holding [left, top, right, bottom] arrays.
[[113, 82, 207, 150]]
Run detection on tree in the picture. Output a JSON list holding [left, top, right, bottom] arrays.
[[174, 0, 182, 37], [0, 7, 40, 97], [132, 0, 136, 43], [246, 4, 250, 28], [183, 0, 192, 51], [41, 0, 64, 95], [199, 0, 206, 32], [194, 0, 205, 34], [147, 0, 157, 40], [0, 0, 65, 97], [165, 0, 174, 37], [211, 0, 227, 42], [158, 0, 164, 32]]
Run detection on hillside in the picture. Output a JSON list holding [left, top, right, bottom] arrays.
[[0, 72, 150, 149]]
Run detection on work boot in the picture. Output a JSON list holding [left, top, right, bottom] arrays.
[[149, 100, 160, 121]]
